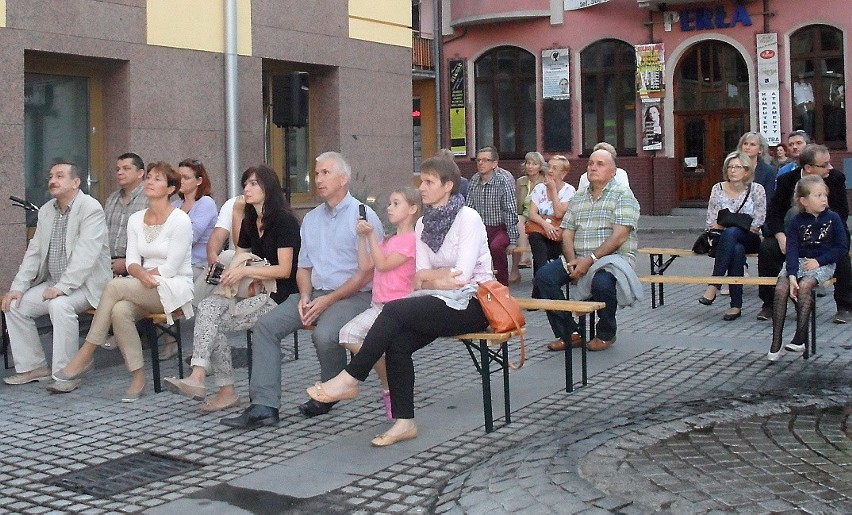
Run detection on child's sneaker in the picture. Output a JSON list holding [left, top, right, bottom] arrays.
[[381, 390, 394, 420]]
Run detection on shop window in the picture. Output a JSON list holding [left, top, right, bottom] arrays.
[[581, 39, 636, 156], [790, 24, 846, 149], [474, 46, 536, 158]]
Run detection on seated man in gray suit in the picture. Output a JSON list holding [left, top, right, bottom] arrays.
[[2, 162, 111, 385]]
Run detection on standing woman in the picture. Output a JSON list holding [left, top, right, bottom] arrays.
[[737, 131, 776, 203], [510, 152, 546, 283], [526, 155, 574, 299], [304, 155, 492, 446], [165, 165, 300, 411], [52, 162, 194, 400], [698, 152, 766, 320]]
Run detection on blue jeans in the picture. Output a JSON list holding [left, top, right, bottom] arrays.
[[712, 227, 760, 309], [535, 259, 618, 341]]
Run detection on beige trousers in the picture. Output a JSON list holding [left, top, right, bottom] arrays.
[[85, 277, 164, 372]]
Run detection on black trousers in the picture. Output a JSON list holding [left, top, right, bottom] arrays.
[[528, 233, 562, 298], [345, 295, 488, 419], [758, 235, 852, 311]]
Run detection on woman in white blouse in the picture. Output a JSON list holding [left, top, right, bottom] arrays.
[[51, 162, 194, 401], [526, 155, 575, 298]]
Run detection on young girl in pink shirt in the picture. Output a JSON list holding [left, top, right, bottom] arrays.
[[338, 186, 422, 419]]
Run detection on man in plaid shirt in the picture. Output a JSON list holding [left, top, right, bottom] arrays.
[[465, 146, 519, 285], [535, 148, 639, 352]]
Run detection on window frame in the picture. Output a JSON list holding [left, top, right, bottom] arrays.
[[580, 39, 637, 156]]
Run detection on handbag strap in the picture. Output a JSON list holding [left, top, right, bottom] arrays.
[[734, 183, 751, 213]]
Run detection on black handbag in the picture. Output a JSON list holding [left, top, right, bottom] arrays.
[[692, 229, 722, 257], [716, 184, 753, 232]]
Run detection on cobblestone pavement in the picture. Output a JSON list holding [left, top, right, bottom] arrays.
[[1, 220, 849, 513]]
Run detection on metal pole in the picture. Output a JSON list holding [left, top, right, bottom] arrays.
[[433, 0, 443, 150], [224, 0, 239, 198]]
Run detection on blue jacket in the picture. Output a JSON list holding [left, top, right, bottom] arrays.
[[785, 209, 849, 277]]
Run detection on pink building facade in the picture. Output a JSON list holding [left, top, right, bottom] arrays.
[[440, 0, 852, 213]]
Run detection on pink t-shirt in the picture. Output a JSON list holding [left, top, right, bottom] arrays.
[[372, 232, 417, 303]]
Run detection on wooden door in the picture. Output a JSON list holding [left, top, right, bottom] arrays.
[[676, 112, 748, 204]]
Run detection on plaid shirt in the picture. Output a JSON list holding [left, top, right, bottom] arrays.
[[104, 182, 147, 258], [562, 179, 640, 267], [465, 168, 519, 244], [47, 193, 78, 284]]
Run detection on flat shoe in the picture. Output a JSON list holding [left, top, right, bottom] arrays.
[[201, 395, 241, 412], [722, 309, 742, 321], [371, 426, 418, 447], [52, 360, 94, 382], [698, 296, 715, 305], [46, 379, 81, 393], [547, 332, 582, 351], [587, 336, 615, 352], [163, 377, 206, 400], [306, 382, 360, 404], [122, 385, 146, 403], [784, 342, 806, 353]]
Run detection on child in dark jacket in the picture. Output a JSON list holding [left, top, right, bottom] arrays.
[[769, 175, 849, 361]]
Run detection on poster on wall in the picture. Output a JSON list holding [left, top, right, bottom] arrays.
[[642, 101, 663, 151], [756, 33, 781, 145], [448, 60, 467, 156], [564, 0, 610, 10], [542, 48, 570, 100], [636, 43, 665, 101]]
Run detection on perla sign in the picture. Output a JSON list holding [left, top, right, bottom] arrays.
[[679, 5, 752, 31]]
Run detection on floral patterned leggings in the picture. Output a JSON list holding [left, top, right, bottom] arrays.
[[190, 294, 276, 387]]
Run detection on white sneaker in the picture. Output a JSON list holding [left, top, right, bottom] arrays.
[[3, 367, 51, 385], [719, 285, 730, 296]]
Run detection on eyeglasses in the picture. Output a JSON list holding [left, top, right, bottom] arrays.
[[476, 158, 494, 163], [726, 165, 746, 170], [812, 162, 833, 169]]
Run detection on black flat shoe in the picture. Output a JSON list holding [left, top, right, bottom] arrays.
[[698, 296, 715, 305], [298, 398, 337, 418], [722, 309, 742, 321], [220, 404, 279, 429]]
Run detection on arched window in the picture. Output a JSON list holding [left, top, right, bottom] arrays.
[[474, 46, 536, 158], [581, 39, 636, 155], [790, 24, 846, 149]]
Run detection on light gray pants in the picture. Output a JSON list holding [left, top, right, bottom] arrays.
[[6, 282, 92, 374], [248, 290, 371, 408]]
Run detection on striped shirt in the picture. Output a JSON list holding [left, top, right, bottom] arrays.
[[47, 193, 78, 284], [104, 182, 147, 258], [465, 168, 519, 244], [562, 179, 640, 267]]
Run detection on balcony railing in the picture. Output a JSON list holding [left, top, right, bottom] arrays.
[[412, 33, 433, 71]]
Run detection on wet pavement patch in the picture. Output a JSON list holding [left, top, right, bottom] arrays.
[[46, 452, 200, 498]]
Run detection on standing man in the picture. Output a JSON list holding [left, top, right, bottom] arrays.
[[536, 149, 640, 352], [776, 130, 810, 178], [466, 146, 519, 285], [104, 153, 147, 277], [2, 162, 111, 384], [222, 152, 383, 428], [757, 144, 851, 323]]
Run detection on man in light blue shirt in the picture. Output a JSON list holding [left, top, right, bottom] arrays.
[[222, 152, 383, 428], [775, 130, 810, 178]]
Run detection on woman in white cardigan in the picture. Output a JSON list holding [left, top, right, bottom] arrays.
[[52, 162, 194, 401]]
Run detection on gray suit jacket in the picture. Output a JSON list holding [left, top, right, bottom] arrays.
[[10, 192, 112, 308]]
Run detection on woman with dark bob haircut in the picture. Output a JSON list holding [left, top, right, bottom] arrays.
[[164, 165, 301, 412]]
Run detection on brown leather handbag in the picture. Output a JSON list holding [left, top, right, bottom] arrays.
[[525, 216, 563, 241], [476, 280, 526, 368]]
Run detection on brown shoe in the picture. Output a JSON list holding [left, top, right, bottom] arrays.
[[547, 332, 582, 351], [587, 336, 615, 352]]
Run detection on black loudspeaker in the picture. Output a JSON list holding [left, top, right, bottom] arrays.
[[272, 73, 308, 128]]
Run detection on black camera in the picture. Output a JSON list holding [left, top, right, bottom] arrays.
[[206, 262, 226, 285], [358, 204, 367, 220]]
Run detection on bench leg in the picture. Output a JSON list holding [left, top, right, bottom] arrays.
[[2, 312, 10, 369], [501, 341, 510, 426], [145, 320, 162, 393], [246, 329, 253, 384], [583, 313, 592, 386], [805, 289, 817, 359], [293, 329, 299, 360], [478, 338, 493, 433]]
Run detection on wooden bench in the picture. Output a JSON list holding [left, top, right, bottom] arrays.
[[455, 297, 606, 433], [639, 275, 836, 359]]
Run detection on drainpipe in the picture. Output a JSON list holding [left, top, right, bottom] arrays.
[[225, 0, 239, 198], [433, 0, 443, 150]]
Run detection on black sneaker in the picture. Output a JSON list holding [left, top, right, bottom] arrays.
[[756, 306, 772, 321]]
